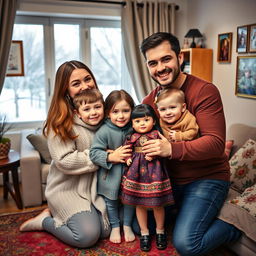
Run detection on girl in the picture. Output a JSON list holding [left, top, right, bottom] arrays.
[[89, 90, 135, 244], [20, 61, 110, 248], [155, 88, 199, 142], [120, 104, 174, 252]]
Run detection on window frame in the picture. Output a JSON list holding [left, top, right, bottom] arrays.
[[4, 15, 127, 130]]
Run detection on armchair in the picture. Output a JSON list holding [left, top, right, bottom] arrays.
[[20, 129, 50, 207]]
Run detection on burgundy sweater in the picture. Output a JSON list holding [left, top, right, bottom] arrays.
[[142, 74, 230, 184]]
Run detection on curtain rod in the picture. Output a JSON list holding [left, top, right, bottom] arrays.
[[68, 0, 179, 10]]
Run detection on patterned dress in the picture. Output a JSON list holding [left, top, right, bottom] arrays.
[[120, 130, 174, 208]]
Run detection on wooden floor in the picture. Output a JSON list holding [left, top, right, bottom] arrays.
[[0, 185, 46, 214], [0, 185, 237, 256]]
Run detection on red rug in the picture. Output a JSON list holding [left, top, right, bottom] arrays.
[[0, 209, 179, 256]]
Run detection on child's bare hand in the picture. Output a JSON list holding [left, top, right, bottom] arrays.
[[108, 145, 132, 163], [169, 130, 177, 141], [126, 158, 132, 166], [145, 155, 153, 161]]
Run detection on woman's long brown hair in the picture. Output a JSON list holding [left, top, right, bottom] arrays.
[[43, 60, 98, 141]]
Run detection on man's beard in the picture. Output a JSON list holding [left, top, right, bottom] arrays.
[[151, 64, 181, 88]]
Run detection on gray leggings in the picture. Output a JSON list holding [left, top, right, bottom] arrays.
[[42, 205, 110, 248]]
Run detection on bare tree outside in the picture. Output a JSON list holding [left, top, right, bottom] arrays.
[[1, 24, 46, 121], [0, 19, 137, 123], [91, 27, 122, 97]]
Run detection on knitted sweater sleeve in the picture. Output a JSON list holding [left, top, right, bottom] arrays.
[[174, 112, 199, 141], [48, 130, 98, 175], [171, 83, 226, 161], [89, 127, 113, 170]]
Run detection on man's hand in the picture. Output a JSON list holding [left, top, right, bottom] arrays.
[[142, 132, 172, 158], [107, 145, 132, 163]]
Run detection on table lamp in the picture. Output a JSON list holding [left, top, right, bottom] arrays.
[[184, 29, 203, 48]]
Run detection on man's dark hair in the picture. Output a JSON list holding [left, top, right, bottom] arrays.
[[140, 32, 180, 59]]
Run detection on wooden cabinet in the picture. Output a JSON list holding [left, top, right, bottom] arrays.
[[181, 48, 213, 82]]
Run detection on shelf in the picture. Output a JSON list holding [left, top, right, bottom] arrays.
[[181, 48, 213, 82]]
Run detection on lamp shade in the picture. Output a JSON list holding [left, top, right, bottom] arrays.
[[184, 29, 203, 48], [185, 29, 203, 38]]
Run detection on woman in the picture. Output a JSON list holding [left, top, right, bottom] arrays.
[[20, 60, 111, 248]]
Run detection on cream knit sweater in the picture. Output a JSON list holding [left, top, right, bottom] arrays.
[[45, 115, 108, 228]]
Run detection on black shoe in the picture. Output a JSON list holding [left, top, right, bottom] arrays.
[[140, 235, 151, 252], [156, 233, 167, 250]]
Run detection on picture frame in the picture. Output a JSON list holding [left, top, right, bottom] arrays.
[[6, 40, 25, 76], [237, 25, 248, 53], [217, 32, 232, 63], [235, 56, 256, 99], [248, 24, 256, 53]]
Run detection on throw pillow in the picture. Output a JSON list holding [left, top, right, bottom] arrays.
[[218, 184, 256, 242], [229, 139, 256, 193], [26, 134, 52, 164], [225, 140, 234, 159]]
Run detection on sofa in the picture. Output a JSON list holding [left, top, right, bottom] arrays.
[[218, 123, 256, 256], [17, 124, 256, 255], [20, 129, 50, 207]]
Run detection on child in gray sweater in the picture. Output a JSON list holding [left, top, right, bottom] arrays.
[[90, 90, 136, 244]]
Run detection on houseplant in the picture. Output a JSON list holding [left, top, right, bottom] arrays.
[[0, 115, 12, 159]]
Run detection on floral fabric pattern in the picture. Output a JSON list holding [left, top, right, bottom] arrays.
[[230, 184, 256, 217], [229, 139, 256, 193], [218, 184, 256, 242], [121, 131, 174, 208], [218, 138, 256, 242]]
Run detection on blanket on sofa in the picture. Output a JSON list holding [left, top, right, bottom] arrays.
[[218, 138, 256, 242]]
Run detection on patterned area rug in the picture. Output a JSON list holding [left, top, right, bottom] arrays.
[[0, 209, 179, 256]]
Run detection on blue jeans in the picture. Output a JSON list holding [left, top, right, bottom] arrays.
[[43, 206, 110, 248], [104, 197, 135, 228], [171, 179, 241, 256]]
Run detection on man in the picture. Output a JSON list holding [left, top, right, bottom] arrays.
[[140, 32, 241, 256], [238, 68, 256, 95]]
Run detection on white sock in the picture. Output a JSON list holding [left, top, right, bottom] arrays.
[[141, 229, 149, 236], [156, 229, 165, 234], [19, 208, 51, 232]]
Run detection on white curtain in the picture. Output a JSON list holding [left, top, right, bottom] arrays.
[[0, 0, 18, 94], [121, 0, 176, 101]]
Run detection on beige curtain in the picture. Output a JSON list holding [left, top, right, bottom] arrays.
[[121, 0, 176, 101], [0, 0, 18, 94]]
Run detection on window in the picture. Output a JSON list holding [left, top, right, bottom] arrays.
[[0, 16, 137, 126], [90, 26, 122, 93], [1, 23, 46, 122], [54, 23, 80, 70]]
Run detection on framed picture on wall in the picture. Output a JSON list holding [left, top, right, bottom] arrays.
[[237, 25, 248, 53], [235, 56, 256, 99], [217, 32, 232, 63], [6, 40, 25, 76], [248, 24, 256, 53]]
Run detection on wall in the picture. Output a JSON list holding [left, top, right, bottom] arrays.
[[18, 0, 256, 133], [174, 0, 188, 41], [184, 0, 256, 134]]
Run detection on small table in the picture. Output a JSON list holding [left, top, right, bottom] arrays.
[[0, 151, 23, 209]]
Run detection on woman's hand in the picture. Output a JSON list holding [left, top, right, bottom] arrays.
[[142, 132, 172, 158], [107, 145, 132, 163]]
